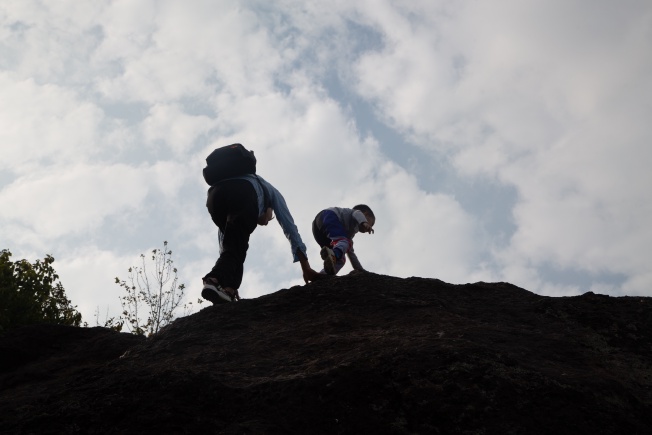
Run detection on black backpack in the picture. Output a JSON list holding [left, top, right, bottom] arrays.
[[203, 143, 272, 210], [203, 143, 257, 185]]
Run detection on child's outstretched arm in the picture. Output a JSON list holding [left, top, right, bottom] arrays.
[[347, 250, 366, 272]]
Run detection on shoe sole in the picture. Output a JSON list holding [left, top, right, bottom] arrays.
[[320, 246, 337, 275], [201, 286, 232, 304]]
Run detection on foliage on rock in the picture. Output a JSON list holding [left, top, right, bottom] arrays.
[[114, 241, 195, 336], [0, 249, 82, 334]]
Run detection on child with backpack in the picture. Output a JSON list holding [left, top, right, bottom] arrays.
[[201, 144, 320, 304], [312, 205, 375, 275]]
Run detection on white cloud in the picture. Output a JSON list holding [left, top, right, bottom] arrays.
[[0, 74, 106, 171], [356, 161, 479, 282], [142, 104, 214, 155], [0, 161, 189, 245], [0, 164, 143, 239], [347, 1, 652, 294], [0, 1, 106, 85], [54, 246, 130, 324], [93, 0, 284, 103]]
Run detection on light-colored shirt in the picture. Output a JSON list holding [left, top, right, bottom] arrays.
[[239, 174, 307, 263]]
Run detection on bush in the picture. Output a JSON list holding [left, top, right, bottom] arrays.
[[0, 249, 82, 335], [115, 241, 193, 336]]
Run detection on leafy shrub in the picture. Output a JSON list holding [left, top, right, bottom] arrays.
[[0, 249, 82, 334]]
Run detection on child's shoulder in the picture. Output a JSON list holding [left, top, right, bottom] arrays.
[[326, 206, 351, 213]]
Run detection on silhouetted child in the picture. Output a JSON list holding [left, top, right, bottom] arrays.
[[312, 205, 375, 275]]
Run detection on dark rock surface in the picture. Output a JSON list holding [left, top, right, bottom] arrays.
[[1, 272, 651, 434]]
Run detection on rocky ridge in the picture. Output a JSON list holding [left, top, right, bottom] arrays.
[[1, 272, 650, 434]]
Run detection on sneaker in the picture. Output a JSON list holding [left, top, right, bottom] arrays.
[[320, 246, 337, 275], [201, 278, 235, 304]]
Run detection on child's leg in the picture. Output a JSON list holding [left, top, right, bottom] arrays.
[[216, 212, 257, 289], [205, 180, 258, 290], [313, 210, 351, 274], [312, 211, 332, 247], [319, 210, 352, 256]]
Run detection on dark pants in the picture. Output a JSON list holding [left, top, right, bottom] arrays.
[[204, 179, 258, 290], [312, 211, 332, 248], [312, 210, 350, 251]]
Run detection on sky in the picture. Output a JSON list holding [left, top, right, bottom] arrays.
[[1, 0, 651, 324]]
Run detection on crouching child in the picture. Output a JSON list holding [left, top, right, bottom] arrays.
[[311, 204, 375, 275]]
